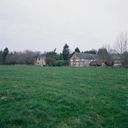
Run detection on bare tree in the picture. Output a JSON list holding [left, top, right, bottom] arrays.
[[124, 32, 128, 52], [102, 44, 111, 53], [115, 32, 128, 54], [6, 51, 35, 65], [114, 32, 128, 67]]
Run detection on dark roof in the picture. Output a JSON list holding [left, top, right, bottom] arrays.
[[34, 54, 46, 58], [72, 52, 97, 60]]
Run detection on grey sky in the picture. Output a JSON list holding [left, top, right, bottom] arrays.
[[0, 0, 128, 52]]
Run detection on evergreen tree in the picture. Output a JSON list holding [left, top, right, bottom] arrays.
[[0, 50, 3, 64], [2, 48, 9, 63], [62, 44, 70, 60], [75, 47, 80, 53]]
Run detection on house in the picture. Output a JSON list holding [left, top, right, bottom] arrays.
[[35, 55, 46, 66], [70, 52, 97, 67]]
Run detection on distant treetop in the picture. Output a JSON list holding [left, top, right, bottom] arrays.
[[75, 47, 80, 53], [84, 50, 97, 54]]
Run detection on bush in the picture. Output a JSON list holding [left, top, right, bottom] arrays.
[[55, 60, 69, 66], [46, 57, 56, 66], [121, 52, 128, 68], [105, 61, 114, 66]]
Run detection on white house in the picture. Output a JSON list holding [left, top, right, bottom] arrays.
[[35, 55, 46, 66]]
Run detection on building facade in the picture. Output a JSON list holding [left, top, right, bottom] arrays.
[[35, 55, 46, 66], [70, 52, 96, 67]]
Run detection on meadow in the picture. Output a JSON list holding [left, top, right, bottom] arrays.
[[0, 65, 128, 128]]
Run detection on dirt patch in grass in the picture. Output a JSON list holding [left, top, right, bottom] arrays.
[[0, 96, 7, 100]]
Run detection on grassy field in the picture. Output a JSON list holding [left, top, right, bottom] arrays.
[[0, 65, 128, 128]]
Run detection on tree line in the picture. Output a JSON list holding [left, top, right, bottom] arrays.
[[0, 49, 35, 65], [0, 44, 71, 65], [0, 32, 128, 67], [0, 44, 83, 66]]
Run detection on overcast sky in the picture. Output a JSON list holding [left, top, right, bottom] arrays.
[[0, 0, 128, 52]]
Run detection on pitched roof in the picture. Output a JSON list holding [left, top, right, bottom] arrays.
[[72, 52, 97, 60]]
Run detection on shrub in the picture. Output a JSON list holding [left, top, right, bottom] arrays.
[[121, 52, 128, 68], [55, 60, 69, 66]]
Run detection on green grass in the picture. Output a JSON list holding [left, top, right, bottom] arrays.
[[0, 65, 128, 128]]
